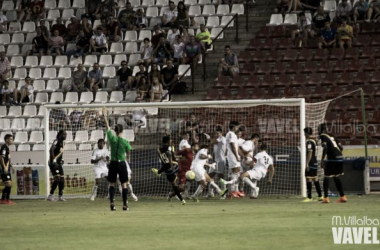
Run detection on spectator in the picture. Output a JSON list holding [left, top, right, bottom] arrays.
[[153, 37, 172, 64], [274, 0, 290, 14], [26, 0, 45, 24], [182, 35, 201, 67], [148, 62, 161, 85], [151, 25, 166, 48], [90, 28, 108, 54], [160, 60, 178, 89], [15, 76, 34, 104], [39, 20, 50, 38], [176, 1, 189, 28], [107, 15, 121, 42], [115, 60, 133, 91], [0, 51, 11, 81], [47, 30, 65, 56], [81, 110, 99, 129], [353, 0, 368, 23], [195, 24, 211, 51], [134, 63, 148, 88], [167, 25, 180, 45], [336, 0, 352, 22], [81, 17, 93, 39], [51, 18, 67, 37], [366, 0, 380, 22], [65, 64, 88, 93], [0, 80, 15, 105], [66, 16, 81, 42], [95, 18, 109, 36], [85, 0, 102, 21], [218, 45, 239, 78], [136, 76, 149, 102], [317, 21, 336, 49], [49, 102, 70, 131], [181, 28, 190, 43], [0, 11, 7, 33], [17, 0, 31, 23], [100, 0, 116, 20], [337, 17, 353, 49], [26, 26, 49, 58], [87, 63, 103, 95], [287, 0, 317, 12], [134, 8, 147, 31], [150, 76, 163, 102], [172, 35, 185, 64], [139, 38, 154, 67], [118, 1, 135, 30], [66, 30, 90, 58], [313, 6, 330, 34], [291, 12, 314, 47], [162, 1, 178, 27]]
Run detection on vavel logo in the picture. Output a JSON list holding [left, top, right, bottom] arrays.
[[332, 216, 380, 244]]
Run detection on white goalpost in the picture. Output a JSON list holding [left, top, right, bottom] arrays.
[[37, 99, 310, 199]]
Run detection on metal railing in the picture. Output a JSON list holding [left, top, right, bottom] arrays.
[[161, 1, 251, 101]]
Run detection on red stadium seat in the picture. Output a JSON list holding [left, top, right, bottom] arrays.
[[220, 88, 234, 100], [256, 26, 271, 38], [293, 74, 306, 87], [286, 61, 300, 74], [271, 26, 285, 38], [214, 76, 230, 88], [353, 72, 369, 85], [245, 75, 260, 88], [337, 73, 353, 85], [329, 48, 345, 61], [306, 73, 322, 87], [360, 23, 376, 34], [235, 87, 250, 99], [267, 88, 281, 98], [284, 86, 298, 97], [282, 49, 297, 62], [312, 49, 328, 61], [301, 61, 317, 74], [251, 88, 266, 99], [248, 39, 262, 50], [343, 48, 359, 60], [332, 60, 346, 73], [261, 38, 276, 50], [369, 72, 380, 84], [347, 60, 363, 72], [230, 75, 245, 88], [255, 62, 271, 75], [277, 74, 291, 87], [277, 38, 292, 50], [365, 98, 376, 111], [238, 51, 251, 63], [261, 74, 276, 87], [316, 60, 331, 73], [252, 50, 266, 62], [322, 73, 338, 86], [311, 86, 326, 100], [361, 85, 375, 97], [364, 59, 377, 72], [369, 34, 380, 47], [327, 86, 341, 98], [205, 89, 220, 100], [271, 62, 286, 75], [347, 98, 362, 111], [241, 62, 256, 75], [359, 47, 375, 59], [354, 35, 370, 47], [296, 49, 312, 62], [266, 50, 281, 62]]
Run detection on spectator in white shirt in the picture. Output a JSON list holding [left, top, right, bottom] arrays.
[[172, 35, 185, 64], [291, 12, 314, 47], [167, 25, 180, 45], [0, 80, 15, 105], [90, 28, 107, 54], [162, 1, 178, 27], [0, 11, 8, 33], [15, 77, 34, 105], [336, 0, 353, 22], [138, 38, 154, 68]]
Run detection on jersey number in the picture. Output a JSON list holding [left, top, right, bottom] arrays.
[[263, 156, 269, 165], [160, 153, 170, 164]]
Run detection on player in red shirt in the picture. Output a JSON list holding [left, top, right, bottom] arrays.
[[166, 143, 198, 201]]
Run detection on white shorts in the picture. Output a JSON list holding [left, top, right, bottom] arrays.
[[126, 161, 132, 180], [209, 160, 226, 174], [227, 154, 241, 169], [247, 168, 264, 181], [192, 165, 206, 182], [94, 166, 108, 179], [241, 157, 252, 172]]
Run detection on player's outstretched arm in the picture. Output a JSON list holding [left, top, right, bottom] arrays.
[[267, 164, 275, 184], [102, 106, 110, 130]]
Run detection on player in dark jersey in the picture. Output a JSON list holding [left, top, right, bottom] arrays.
[[0, 134, 15, 205], [301, 127, 322, 202], [318, 124, 347, 204], [47, 130, 67, 202], [152, 135, 186, 205]]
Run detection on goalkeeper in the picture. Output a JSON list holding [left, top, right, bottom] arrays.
[[103, 107, 132, 211]]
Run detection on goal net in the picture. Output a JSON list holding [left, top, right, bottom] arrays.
[[33, 99, 316, 199]]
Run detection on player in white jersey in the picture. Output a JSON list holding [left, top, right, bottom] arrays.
[[179, 132, 191, 150], [119, 160, 138, 201], [221, 144, 275, 199], [90, 139, 110, 200], [236, 130, 245, 148], [238, 134, 260, 196], [190, 145, 228, 202], [208, 129, 227, 198], [225, 122, 241, 198]]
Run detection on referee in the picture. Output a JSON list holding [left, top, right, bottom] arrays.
[[103, 107, 132, 211]]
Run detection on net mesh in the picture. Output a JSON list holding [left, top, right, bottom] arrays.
[[45, 100, 308, 198]]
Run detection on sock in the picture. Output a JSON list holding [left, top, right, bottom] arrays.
[[239, 179, 244, 192], [323, 177, 329, 198], [118, 183, 122, 193], [194, 185, 204, 197], [91, 185, 98, 198], [210, 180, 221, 194], [314, 181, 322, 198], [127, 183, 134, 196], [172, 185, 183, 201], [307, 182, 312, 199], [6, 187, 11, 200], [58, 178, 64, 196], [230, 173, 239, 192], [185, 182, 191, 195], [333, 177, 345, 197], [2, 186, 9, 200], [242, 177, 255, 189], [50, 180, 58, 195], [109, 186, 115, 204], [122, 188, 128, 206]]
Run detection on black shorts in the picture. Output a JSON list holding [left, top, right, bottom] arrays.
[[49, 163, 64, 177], [305, 167, 318, 179], [166, 173, 177, 183], [1, 173, 11, 183], [108, 161, 128, 183], [324, 160, 344, 177]]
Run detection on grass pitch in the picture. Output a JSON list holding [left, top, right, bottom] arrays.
[[2, 195, 380, 250]]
